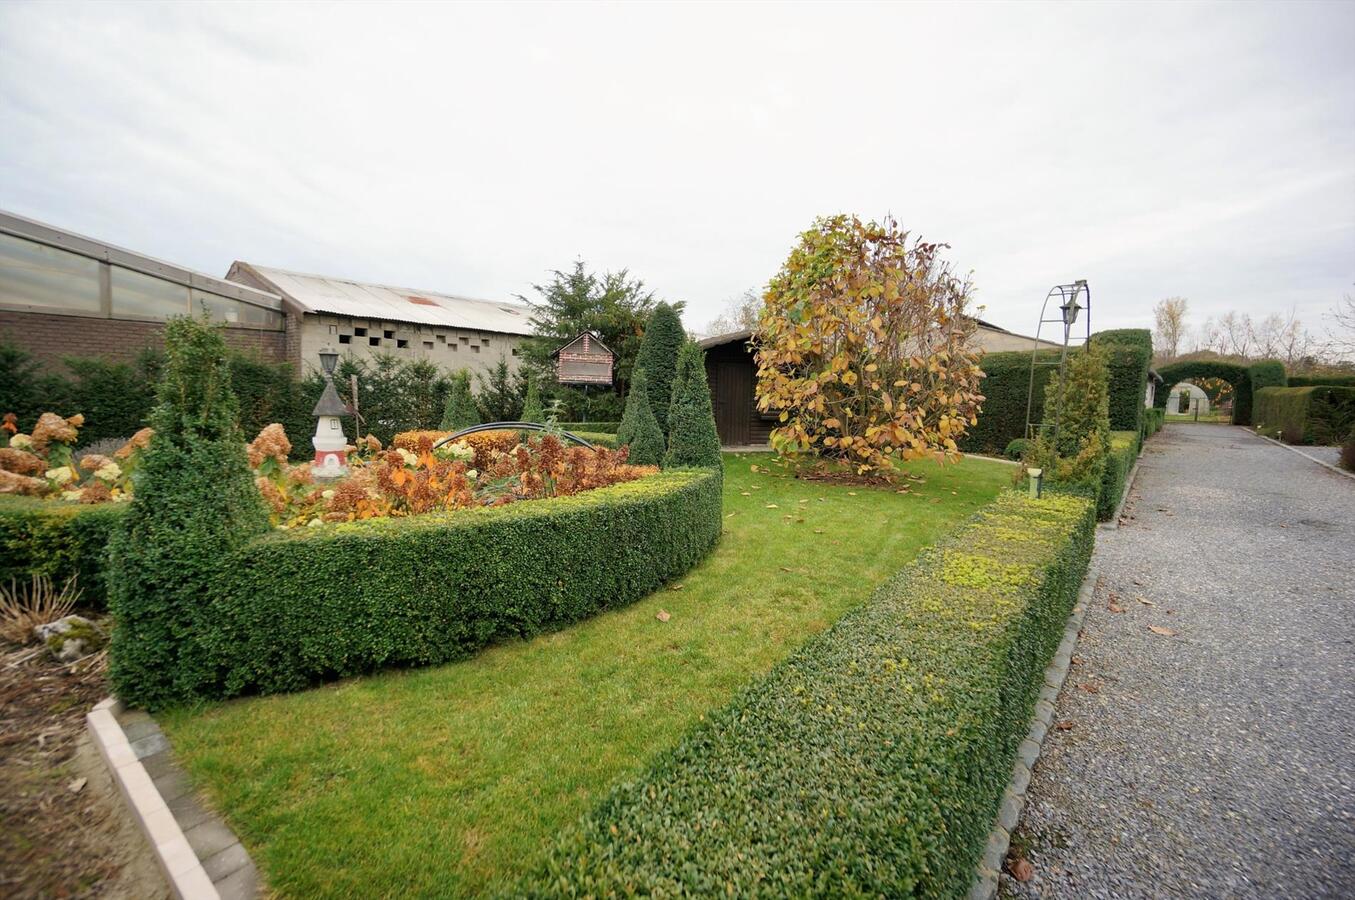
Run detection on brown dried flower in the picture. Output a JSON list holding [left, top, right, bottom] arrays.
[[247, 424, 292, 469], [115, 428, 155, 460]]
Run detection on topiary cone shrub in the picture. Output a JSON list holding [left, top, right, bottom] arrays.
[[107, 316, 269, 709], [616, 367, 665, 466], [634, 303, 686, 438], [440, 371, 480, 431], [664, 342, 721, 468], [521, 376, 545, 424]]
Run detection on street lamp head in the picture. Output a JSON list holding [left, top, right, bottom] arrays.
[[319, 348, 339, 376]]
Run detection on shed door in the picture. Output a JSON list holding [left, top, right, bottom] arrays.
[[714, 359, 752, 446]]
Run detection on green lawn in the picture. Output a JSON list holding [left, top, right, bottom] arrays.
[[162, 452, 1011, 897]]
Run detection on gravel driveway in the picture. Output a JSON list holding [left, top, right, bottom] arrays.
[[1003, 424, 1354, 899]]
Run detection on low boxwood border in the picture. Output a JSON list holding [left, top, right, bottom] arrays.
[[1097, 430, 1140, 521], [0, 496, 127, 610], [520, 487, 1095, 897], [203, 468, 723, 698]]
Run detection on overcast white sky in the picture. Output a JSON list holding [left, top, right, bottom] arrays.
[[2, 1, 1352, 338]]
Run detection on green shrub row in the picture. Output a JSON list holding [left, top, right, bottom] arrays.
[[521, 489, 1096, 897], [0, 497, 127, 609], [1151, 359, 1286, 425], [201, 468, 722, 699], [1091, 329, 1152, 435], [1287, 374, 1355, 388], [556, 421, 620, 435], [1097, 431, 1140, 521], [1253, 386, 1355, 445], [570, 431, 618, 448]]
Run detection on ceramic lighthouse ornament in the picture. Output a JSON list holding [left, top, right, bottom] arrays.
[[311, 348, 350, 478]]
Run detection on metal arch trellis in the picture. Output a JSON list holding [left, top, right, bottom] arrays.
[[1024, 280, 1092, 448], [431, 422, 597, 450]]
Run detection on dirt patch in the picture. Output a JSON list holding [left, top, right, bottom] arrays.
[[0, 638, 167, 899]]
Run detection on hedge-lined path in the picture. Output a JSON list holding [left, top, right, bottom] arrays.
[[1004, 424, 1355, 898]]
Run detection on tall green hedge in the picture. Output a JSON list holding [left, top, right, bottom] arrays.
[[1152, 359, 1285, 425], [1253, 386, 1355, 445], [1091, 329, 1152, 435], [959, 350, 1060, 454], [521, 489, 1095, 897], [1141, 406, 1164, 438], [0, 497, 127, 610], [1287, 374, 1355, 388], [204, 469, 721, 698]]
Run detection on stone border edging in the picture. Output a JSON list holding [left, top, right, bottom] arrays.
[[87, 697, 219, 898], [967, 561, 1098, 900], [1249, 428, 1355, 481]]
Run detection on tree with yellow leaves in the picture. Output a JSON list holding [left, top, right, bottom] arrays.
[[754, 215, 983, 475]]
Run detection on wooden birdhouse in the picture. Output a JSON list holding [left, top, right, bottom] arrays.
[[552, 331, 614, 386]]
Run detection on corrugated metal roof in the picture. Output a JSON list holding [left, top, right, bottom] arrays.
[[232, 262, 534, 335]]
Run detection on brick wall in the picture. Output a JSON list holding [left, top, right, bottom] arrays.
[[0, 309, 288, 373]]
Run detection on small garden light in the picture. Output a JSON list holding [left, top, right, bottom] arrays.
[[1028, 466, 1043, 499], [319, 348, 339, 377]]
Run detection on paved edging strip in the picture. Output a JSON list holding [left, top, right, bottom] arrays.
[[87, 697, 219, 899], [967, 561, 1099, 900], [1249, 428, 1355, 481]]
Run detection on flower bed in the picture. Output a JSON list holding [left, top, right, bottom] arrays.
[[520, 488, 1095, 896]]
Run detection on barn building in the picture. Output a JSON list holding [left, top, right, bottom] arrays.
[[699, 320, 1061, 448], [225, 262, 533, 379]]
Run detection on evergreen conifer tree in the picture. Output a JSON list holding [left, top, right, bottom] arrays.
[[664, 342, 722, 468], [615, 367, 665, 466], [440, 371, 480, 431], [107, 316, 269, 709], [634, 303, 685, 437], [521, 376, 544, 423]]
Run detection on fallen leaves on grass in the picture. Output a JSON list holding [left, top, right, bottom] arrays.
[[765, 504, 779, 509], [655, 610, 671, 622], [1148, 625, 1177, 637]]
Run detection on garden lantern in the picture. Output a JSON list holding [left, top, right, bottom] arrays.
[[311, 347, 350, 478], [1059, 281, 1086, 327]]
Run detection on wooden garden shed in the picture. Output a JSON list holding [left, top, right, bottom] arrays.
[[698, 330, 773, 448]]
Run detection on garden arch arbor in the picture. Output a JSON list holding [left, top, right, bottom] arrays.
[[1153, 361, 1250, 424]]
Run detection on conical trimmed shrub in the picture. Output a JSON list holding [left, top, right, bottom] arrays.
[[440, 371, 480, 431], [635, 303, 685, 438], [521, 376, 544, 423], [664, 342, 722, 468], [107, 316, 269, 709], [616, 367, 665, 466]]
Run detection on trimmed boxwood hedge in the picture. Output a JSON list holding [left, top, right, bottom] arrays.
[[1098, 430, 1140, 521], [0, 496, 127, 610], [202, 468, 722, 698], [1253, 386, 1355, 445], [521, 488, 1095, 897], [1091, 329, 1152, 435]]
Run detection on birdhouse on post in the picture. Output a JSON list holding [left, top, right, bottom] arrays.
[[311, 348, 350, 478], [552, 331, 614, 386]]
